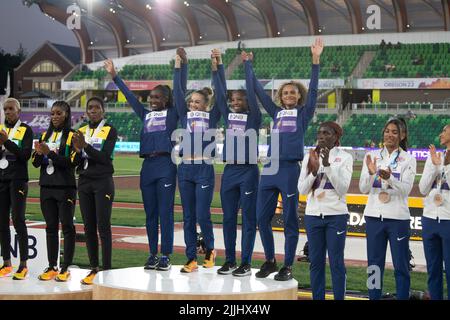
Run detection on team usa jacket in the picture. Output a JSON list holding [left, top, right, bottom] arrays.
[[419, 150, 450, 220], [298, 147, 353, 216], [359, 147, 416, 220]]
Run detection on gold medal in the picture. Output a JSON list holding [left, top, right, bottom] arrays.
[[378, 191, 391, 203], [434, 193, 444, 206]]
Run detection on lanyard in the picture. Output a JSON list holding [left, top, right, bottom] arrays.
[[1, 120, 21, 152], [377, 148, 399, 189], [436, 151, 447, 191]]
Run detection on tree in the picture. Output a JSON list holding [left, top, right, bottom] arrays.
[[0, 44, 27, 96]]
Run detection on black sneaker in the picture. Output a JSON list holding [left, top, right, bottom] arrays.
[[217, 261, 237, 275], [144, 255, 159, 270], [274, 265, 293, 281], [232, 264, 252, 277], [255, 260, 278, 278], [156, 255, 171, 271]]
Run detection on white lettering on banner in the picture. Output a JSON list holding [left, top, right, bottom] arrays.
[[0, 227, 59, 272], [357, 78, 450, 89], [411, 217, 422, 231], [348, 212, 366, 226]]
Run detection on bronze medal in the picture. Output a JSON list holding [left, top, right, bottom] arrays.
[[316, 190, 326, 200], [434, 193, 444, 206], [378, 191, 391, 203]]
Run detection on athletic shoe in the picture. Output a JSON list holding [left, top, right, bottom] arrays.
[[203, 249, 216, 268], [217, 261, 237, 275], [55, 267, 71, 282], [80, 269, 98, 285], [274, 265, 293, 281], [38, 266, 58, 281], [232, 264, 252, 277], [144, 255, 159, 270], [180, 259, 198, 273], [156, 256, 171, 271], [13, 266, 28, 280], [255, 260, 278, 278], [0, 265, 13, 278]]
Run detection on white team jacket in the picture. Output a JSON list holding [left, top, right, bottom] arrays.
[[298, 147, 353, 216], [419, 151, 450, 220], [359, 148, 416, 220]]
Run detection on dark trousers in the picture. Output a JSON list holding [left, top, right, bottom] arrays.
[[78, 176, 114, 270], [422, 216, 450, 300], [0, 180, 29, 262], [40, 186, 77, 269]]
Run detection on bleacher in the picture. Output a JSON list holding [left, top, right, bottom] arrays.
[[105, 112, 142, 142], [229, 45, 375, 80], [365, 43, 450, 78], [340, 114, 450, 148], [69, 43, 449, 82], [304, 114, 338, 146]]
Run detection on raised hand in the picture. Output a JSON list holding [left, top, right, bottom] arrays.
[[176, 47, 187, 64], [211, 48, 222, 63], [307, 148, 320, 176], [311, 38, 324, 64], [241, 50, 249, 62], [429, 144, 442, 166], [175, 54, 182, 68], [34, 141, 42, 155], [366, 154, 377, 175], [104, 59, 117, 78]]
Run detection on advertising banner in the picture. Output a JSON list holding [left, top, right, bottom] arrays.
[[356, 78, 450, 89]]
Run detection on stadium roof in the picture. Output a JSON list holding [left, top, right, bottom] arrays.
[[23, 0, 449, 63]]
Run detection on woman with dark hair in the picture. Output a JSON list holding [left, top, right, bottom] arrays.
[[298, 122, 353, 300], [359, 117, 416, 300], [212, 49, 261, 277], [32, 101, 77, 282], [0, 98, 33, 280], [72, 97, 118, 285], [105, 57, 177, 271], [419, 124, 450, 300], [173, 50, 221, 273], [245, 38, 324, 281]]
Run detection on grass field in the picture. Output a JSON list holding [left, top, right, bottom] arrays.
[[27, 155, 425, 207]]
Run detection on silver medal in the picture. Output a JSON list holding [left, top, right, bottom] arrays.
[[84, 159, 89, 170], [46, 159, 55, 175], [0, 158, 8, 169]]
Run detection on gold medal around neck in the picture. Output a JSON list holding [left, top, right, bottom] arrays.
[[434, 193, 444, 206], [378, 191, 391, 203]]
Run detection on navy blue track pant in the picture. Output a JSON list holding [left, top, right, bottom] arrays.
[[220, 164, 258, 265]]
